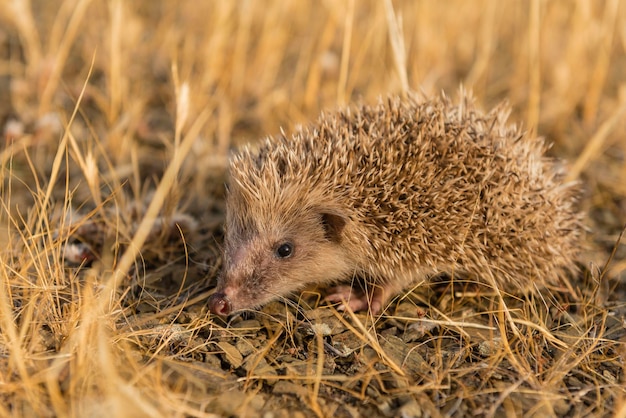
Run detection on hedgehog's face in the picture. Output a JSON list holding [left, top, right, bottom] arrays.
[[208, 190, 352, 316]]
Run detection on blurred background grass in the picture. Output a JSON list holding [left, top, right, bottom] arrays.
[[0, 1, 625, 417]]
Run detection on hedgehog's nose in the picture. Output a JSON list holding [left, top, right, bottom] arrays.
[[209, 292, 232, 316]]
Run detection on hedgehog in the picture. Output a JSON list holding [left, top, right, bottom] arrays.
[[208, 92, 583, 316]]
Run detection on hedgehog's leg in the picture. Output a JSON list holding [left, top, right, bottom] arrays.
[[325, 282, 394, 314]]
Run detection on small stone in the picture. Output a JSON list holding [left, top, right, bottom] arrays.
[[213, 391, 248, 416], [218, 341, 244, 368], [407, 320, 438, 338], [235, 338, 257, 356], [3, 118, 24, 138], [361, 347, 379, 364], [242, 353, 277, 377], [477, 338, 502, 357], [567, 376, 583, 388], [306, 309, 348, 335], [273, 381, 308, 398], [552, 397, 571, 416], [332, 331, 364, 356], [398, 399, 423, 418], [379, 326, 398, 338], [376, 399, 393, 416], [309, 322, 332, 337], [204, 352, 222, 369], [380, 335, 426, 375], [232, 319, 262, 329]]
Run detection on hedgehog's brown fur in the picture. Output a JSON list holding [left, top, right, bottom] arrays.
[[208, 92, 583, 316]]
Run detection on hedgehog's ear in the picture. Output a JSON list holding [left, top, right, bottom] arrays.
[[319, 211, 347, 243]]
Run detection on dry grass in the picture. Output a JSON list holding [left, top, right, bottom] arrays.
[[0, 1, 625, 417]]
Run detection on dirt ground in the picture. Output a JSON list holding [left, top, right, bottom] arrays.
[[0, 1, 625, 417]]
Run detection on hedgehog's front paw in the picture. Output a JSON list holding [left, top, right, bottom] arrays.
[[325, 285, 384, 314]]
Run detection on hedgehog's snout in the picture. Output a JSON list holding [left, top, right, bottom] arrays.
[[209, 292, 232, 316]]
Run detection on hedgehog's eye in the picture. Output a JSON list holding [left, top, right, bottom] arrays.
[[275, 242, 294, 259]]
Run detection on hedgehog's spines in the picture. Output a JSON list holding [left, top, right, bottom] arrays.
[[218, 91, 583, 314]]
